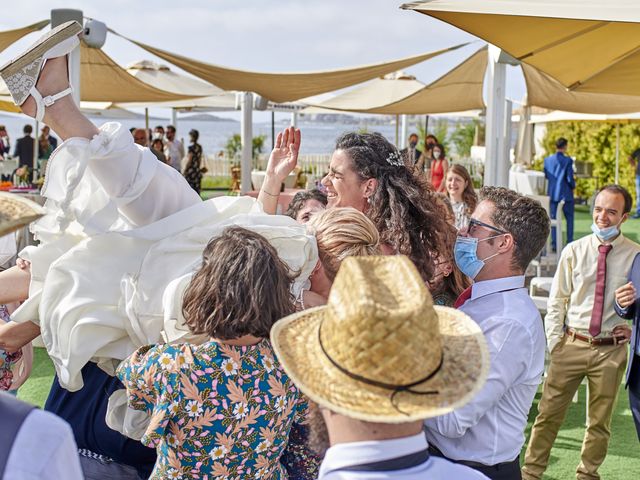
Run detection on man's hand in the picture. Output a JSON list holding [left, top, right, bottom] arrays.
[[615, 281, 636, 308], [613, 324, 632, 344]]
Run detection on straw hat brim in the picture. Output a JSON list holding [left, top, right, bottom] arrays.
[[271, 305, 489, 423], [0, 192, 45, 237]]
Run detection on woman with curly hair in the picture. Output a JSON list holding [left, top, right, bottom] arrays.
[[445, 163, 478, 231], [317, 132, 449, 281]]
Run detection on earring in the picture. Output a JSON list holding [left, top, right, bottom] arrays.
[[366, 197, 371, 204]]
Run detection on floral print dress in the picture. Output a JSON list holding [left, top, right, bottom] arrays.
[[0, 305, 21, 391], [117, 339, 308, 480]]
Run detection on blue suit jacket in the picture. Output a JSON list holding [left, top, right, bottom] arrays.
[[615, 252, 640, 385], [544, 152, 575, 202]]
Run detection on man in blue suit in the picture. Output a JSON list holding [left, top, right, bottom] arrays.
[[615, 254, 640, 441], [544, 137, 575, 251]]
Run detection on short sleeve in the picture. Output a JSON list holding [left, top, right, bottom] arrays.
[[116, 344, 181, 413]]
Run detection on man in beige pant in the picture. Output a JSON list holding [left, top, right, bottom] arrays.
[[522, 185, 638, 480]]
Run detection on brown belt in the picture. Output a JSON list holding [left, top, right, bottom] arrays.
[[566, 327, 621, 346]]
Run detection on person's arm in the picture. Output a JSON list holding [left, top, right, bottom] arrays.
[[258, 127, 301, 215], [425, 321, 529, 437], [615, 281, 636, 319], [567, 158, 576, 190], [545, 247, 573, 353], [0, 321, 40, 353]]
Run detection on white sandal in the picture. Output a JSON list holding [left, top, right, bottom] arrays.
[[0, 21, 82, 122]]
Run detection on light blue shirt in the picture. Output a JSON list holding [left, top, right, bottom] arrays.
[[4, 408, 83, 480], [318, 433, 488, 479], [425, 275, 545, 465]]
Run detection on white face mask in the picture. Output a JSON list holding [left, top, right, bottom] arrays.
[[433, 151, 441, 159]]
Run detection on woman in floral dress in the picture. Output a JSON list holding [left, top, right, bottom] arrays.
[[117, 226, 308, 479], [182, 129, 206, 194]]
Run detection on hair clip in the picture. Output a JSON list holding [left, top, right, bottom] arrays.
[[385, 151, 404, 167]]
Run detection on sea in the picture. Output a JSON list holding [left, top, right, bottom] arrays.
[[0, 112, 469, 157]]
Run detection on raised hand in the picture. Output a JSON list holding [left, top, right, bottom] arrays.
[[266, 126, 301, 184]]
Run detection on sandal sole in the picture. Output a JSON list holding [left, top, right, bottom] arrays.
[[0, 21, 82, 78]]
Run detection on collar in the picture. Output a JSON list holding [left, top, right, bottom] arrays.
[[319, 433, 427, 476], [590, 231, 625, 249], [471, 275, 525, 301]]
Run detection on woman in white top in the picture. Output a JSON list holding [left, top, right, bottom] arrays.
[[445, 164, 477, 231]]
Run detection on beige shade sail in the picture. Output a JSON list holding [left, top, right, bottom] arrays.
[[126, 60, 225, 96], [523, 63, 640, 114], [115, 29, 466, 103], [80, 45, 199, 103], [0, 20, 49, 54], [305, 47, 486, 114], [402, 0, 640, 96], [306, 71, 426, 112], [119, 60, 237, 110]]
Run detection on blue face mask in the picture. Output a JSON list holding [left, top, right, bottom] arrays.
[[591, 222, 620, 241], [454, 235, 503, 279]]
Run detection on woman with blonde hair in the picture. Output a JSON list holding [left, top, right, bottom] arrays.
[[298, 207, 380, 309]]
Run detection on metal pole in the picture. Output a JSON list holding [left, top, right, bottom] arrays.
[[240, 92, 253, 194], [171, 108, 178, 130], [290, 112, 298, 127], [497, 100, 513, 187], [395, 115, 399, 146], [271, 111, 275, 150], [484, 45, 508, 187], [51, 9, 82, 107], [400, 115, 408, 148], [33, 119, 39, 177], [615, 122, 620, 184]]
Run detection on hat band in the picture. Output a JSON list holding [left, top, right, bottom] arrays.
[[318, 322, 443, 415]]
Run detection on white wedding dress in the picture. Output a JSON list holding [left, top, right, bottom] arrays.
[[11, 122, 317, 392]]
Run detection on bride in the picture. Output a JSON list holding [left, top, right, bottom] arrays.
[[0, 21, 317, 392]]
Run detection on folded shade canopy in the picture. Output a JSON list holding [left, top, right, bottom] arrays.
[[402, 0, 640, 96], [115, 28, 466, 103], [306, 46, 486, 114], [0, 20, 48, 54]]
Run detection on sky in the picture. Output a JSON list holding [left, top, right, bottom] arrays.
[[0, 0, 526, 121]]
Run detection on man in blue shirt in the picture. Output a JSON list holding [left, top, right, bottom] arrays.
[[544, 138, 575, 251]]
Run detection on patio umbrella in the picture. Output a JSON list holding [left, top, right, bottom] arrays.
[[402, 0, 640, 96]]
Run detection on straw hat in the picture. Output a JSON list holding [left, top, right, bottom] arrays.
[[271, 255, 489, 423], [0, 192, 45, 237]]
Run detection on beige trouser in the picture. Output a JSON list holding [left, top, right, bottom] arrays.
[[522, 334, 627, 480]]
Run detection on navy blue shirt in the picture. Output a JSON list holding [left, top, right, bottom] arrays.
[[45, 362, 156, 478]]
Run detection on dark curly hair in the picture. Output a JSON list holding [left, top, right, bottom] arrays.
[[182, 226, 296, 340], [285, 188, 327, 220], [334, 132, 450, 280], [479, 187, 550, 271]]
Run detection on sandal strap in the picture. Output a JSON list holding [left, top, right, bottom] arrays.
[[29, 86, 73, 122]]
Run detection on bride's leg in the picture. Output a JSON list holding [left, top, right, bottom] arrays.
[[21, 56, 98, 141]]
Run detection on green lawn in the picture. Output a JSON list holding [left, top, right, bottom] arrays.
[[14, 203, 640, 478]]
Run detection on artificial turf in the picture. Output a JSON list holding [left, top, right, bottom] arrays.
[[15, 205, 640, 478]]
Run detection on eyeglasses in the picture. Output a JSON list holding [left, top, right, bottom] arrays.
[[468, 218, 508, 236]]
